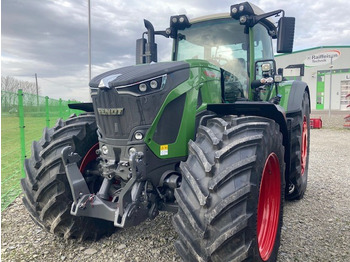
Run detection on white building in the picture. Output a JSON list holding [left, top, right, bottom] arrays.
[[275, 46, 350, 111]]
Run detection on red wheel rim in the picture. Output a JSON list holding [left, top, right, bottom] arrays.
[[80, 143, 99, 173], [257, 153, 281, 261], [301, 116, 308, 175]]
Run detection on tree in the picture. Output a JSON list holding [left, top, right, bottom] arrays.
[[1, 76, 41, 95]]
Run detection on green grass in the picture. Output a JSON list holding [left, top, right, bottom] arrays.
[[1, 116, 48, 210], [1, 91, 83, 211], [1, 111, 83, 211]]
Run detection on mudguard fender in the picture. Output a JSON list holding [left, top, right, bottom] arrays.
[[287, 81, 310, 114]]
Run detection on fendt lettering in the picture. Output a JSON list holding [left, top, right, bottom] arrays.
[[97, 108, 124, 115]]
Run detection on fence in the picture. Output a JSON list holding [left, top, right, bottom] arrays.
[[1, 90, 83, 211]]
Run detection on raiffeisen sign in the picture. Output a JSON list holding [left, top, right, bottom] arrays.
[[304, 50, 341, 67]]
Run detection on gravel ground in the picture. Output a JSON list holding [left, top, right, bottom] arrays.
[[2, 111, 350, 262]]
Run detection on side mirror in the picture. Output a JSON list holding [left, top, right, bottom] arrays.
[[277, 17, 295, 53]]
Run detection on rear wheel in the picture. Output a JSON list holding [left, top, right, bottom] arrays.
[[173, 116, 285, 262], [286, 91, 310, 200], [21, 114, 114, 240]]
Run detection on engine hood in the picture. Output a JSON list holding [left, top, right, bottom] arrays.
[[89, 61, 189, 88]]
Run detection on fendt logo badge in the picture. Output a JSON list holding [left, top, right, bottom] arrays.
[[97, 108, 124, 116]]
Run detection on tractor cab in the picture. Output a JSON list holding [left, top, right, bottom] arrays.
[[136, 2, 295, 102], [174, 16, 253, 100], [173, 14, 274, 101]]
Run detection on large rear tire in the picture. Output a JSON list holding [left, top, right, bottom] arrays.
[[286, 91, 310, 200], [21, 114, 114, 240], [173, 116, 285, 262]]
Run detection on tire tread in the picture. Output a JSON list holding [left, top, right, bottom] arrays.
[[21, 115, 114, 241]]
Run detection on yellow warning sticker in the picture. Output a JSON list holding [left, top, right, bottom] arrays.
[[160, 145, 168, 156]]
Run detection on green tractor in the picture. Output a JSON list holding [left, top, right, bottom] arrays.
[[21, 2, 310, 261]]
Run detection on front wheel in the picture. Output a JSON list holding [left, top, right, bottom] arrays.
[[173, 116, 285, 262], [21, 114, 114, 240]]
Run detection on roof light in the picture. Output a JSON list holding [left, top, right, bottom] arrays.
[[230, 2, 255, 19], [239, 16, 247, 24], [170, 15, 190, 30]]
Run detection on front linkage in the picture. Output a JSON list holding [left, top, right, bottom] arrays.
[[62, 145, 158, 228]]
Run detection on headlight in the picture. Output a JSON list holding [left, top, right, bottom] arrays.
[[139, 83, 147, 92], [115, 74, 167, 96], [150, 80, 158, 89], [134, 132, 143, 140]]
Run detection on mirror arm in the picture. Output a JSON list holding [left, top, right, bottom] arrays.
[[243, 9, 283, 38], [142, 30, 170, 38], [154, 30, 170, 38], [251, 10, 284, 26]]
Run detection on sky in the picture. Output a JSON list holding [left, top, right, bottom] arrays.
[[1, 0, 350, 101]]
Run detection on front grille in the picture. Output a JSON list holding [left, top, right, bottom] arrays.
[[92, 89, 165, 139], [90, 62, 190, 140]]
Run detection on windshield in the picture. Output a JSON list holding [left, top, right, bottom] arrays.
[[175, 18, 249, 98]]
